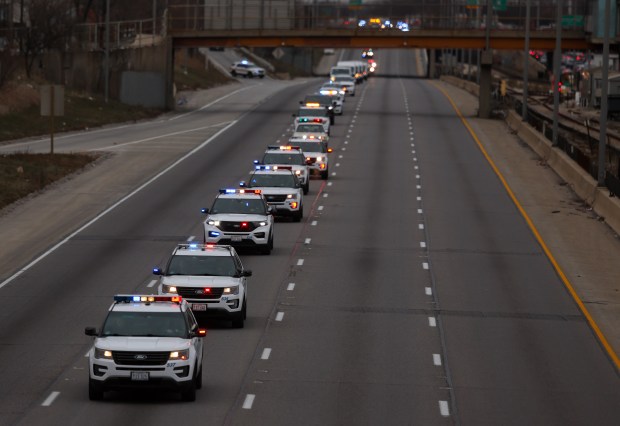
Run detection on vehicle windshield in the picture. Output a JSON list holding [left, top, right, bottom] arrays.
[[101, 311, 188, 338], [249, 173, 297, 188], [331, 68, 351, 75], [334, 77, 354, 84], [304, 96, 330, 105], [262, 152, 306, 166], [211, 198, 267, 215], [167, 254, 237, 276], [295, 124, 325, 133], [288, 142, 326, 153]]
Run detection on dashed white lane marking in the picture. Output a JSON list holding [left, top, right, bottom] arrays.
[[297, 259, 304, 266], [417, 196, 422, 201], [243, 394, 255, 409], [331, 172, 337, 176], [416, 174, 420, 179], [417, 209, 423, 214], [187, 235, 195, 242], [41, 391, 60, 407], [416, 185, 421, 189], [420, 241, 426, 248], [304, 238, 311, 244], [418, 224, 424, 230], [428, 317, 437, 327], [335, 163, 340, 167], [423, 262, 429, 270], [411, 143, 415, 147], [414, 165, 419, 170], [327, 182, 333, 186], [344, 141, 349, 144], [323, 193, 329, 198], [338, 155, 343, 159], [433, 354, 442, 366], [318, 206, 324, 210], [342, 147, 346, 151], [414, 157, 418, 161], [261, 348, 272, 360], [425, 287, 432, 296], [275, 312, 284, 321], [287, 283, 295, 291], [311, 221, 318, 226], [439, 401, 450, 417], [147, 280, 157, 288], [348, 129, 352, 133]]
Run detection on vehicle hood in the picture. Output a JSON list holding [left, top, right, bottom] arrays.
[[162, 275, 241, 287], [95, 336, 190, 351], [251, 187, 298, 195], [207, 213, 268, 221]]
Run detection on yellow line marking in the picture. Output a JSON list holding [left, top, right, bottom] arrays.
[[432, 81, 620, 372]]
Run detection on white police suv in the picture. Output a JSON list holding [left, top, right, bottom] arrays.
[[292, 122, 329, 143], [294, 108, 331, 135], [258, 146, 310, 195], [287, 138, 333, 180], [85, 295, 206, 401], [154, 243, 251, 328], [230, 60, 265, 78], [202, 189, 274, 254], [241, 165, 304, 221]]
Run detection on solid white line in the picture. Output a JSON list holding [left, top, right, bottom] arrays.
[[0, 120, 238, 290], [84, 350, 90, 357], [318, 206, 324, 210], [287, 283, 295, 291], [423, 262, 429, 270], [429, 317, 437, 327], [433, 354, 442, 366], [41, 391, 60, 407], [261, 348, 272, 360], [304, 238, 311, 244], [297, 259, 304, 266], [242, 394, 256, 409], [275, 312, 284, 321], [187, 235, 195, 241], [311, 221, 318, 226], [439, 400, 450, 416], [147, 280, 157, 288], [171, 85, 258, 121], [425, 287, 432, 296]]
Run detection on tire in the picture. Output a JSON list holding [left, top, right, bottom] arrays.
[[321, 170, 329, 180], [195, 365, 203, 390], [248, 73, 254, 78], [231, 300, 246, 328], [260, 233, 273, 255], [259, 75, 265, 79], [89, 378, 104, 401], [303, 181, 309, 195], [181, 378, 197, 402], [231, 70, 237, 77], [293, 206, 303, 222]]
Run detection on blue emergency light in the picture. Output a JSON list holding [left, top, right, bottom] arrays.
[[114, 295, 182, 303]]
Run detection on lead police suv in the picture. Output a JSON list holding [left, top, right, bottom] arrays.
[[85, 295, 206, 401]]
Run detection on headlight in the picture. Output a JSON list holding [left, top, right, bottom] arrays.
[[169, 349, 189, 361], [223, 286, 239, 295], [295, 170, 301, 175], [316, 156, 323, 162], [94, 348, 113, 359], [256, 221, 267, 227], [207, 220, 220, 226], [162, 284, 178, 294], [287, 194, 293, 199]]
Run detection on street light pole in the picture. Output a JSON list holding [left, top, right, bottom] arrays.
[[104, 0, 110, 103], [552, 0, 562, 146], [522, 0, 531, 120], [598, 0, 611, 186]]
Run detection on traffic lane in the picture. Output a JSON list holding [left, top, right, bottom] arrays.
[[1, 78, 338, 424], [405, 79, 620, 420], [229, 74, 450, 423], [443, 316, 620, 425]]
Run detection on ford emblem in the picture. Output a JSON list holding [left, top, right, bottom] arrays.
[[195, 289, 203, 295], [134, 354, 147, 360]]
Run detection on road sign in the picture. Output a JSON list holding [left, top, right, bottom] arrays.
[[561, 15, 585, 28], [493, 0, 507, 11], [272, 47, 285, 60]]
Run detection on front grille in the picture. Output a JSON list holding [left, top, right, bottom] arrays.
[[307, 157, 317, 164], [112, 351, 169, 366], [265, 194, 288, 203], [218, 221, 257, 232], [177, 287, 225, 300]]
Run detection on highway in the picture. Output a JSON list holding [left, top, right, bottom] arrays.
[[0, 49, 618, 425]]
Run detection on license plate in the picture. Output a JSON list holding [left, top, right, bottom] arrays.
[[192, 303, 207, 311], [131, 371, 149, 381], [231, 235, 242, 242]]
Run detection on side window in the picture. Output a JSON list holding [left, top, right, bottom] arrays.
[[185, 309, 198, 332]]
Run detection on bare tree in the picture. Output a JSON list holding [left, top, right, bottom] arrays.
[[21, 0, 77, 78]]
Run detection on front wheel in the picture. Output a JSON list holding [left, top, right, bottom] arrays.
[[89, 378, 104, 401], [303, 181, 309, 195], [231, 70, 237, 77], [195, 365, 203, 390], [181, 378, 197, 402], [321, 170, 329, 180], [231, 300, 246, 328], [293, 206, 303, 222]]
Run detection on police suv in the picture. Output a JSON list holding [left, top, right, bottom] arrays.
[[230, 60, 265, 78], [257, 146, 310, 195], [293, 114, 330, 136], [202, 189, 274, 254], [85, 295, 206, 401], [292, 122, 329, 142], [241, 165, 304, 221], [288, 138, 332, 180], [154, 243, 251, 328]]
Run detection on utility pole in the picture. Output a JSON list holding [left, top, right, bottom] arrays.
[[598, 0, 611, 186], [552, 0, 562, 146], [522, 0, 531, 120], [105, 0, 110, 103]]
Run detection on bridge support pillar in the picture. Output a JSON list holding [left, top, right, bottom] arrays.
[[428, 49, 436, 78], [478, 50, 493, 119], [165, 37, 175, 110]]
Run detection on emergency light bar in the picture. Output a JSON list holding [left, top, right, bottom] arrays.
[[255, 165, 293, 171], [178, 243, 218, 250], [219, 189, 262, 194], [114, 295, 182, 303], [267, 145, 301, 151], [305, 102, 320, 107]]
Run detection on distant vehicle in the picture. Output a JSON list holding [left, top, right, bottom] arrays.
[[230, 60, 265, 78], [324, 48, 335, 55]]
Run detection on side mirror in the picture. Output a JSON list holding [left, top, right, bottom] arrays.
[[267, 206, 275, 214], [253, 160, 260, 165], [292, 113, 297, 117], [201, 208, 209, 214], [85, 327, 98, 336], [242, 270, 253, 277], [239, 181, 247, 188], [327, 148, 333, 153], [299, 101, 303, 105], [153, 267, 163, 276], [306, 159, 313, 165], [191, 328, 207, 338]]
